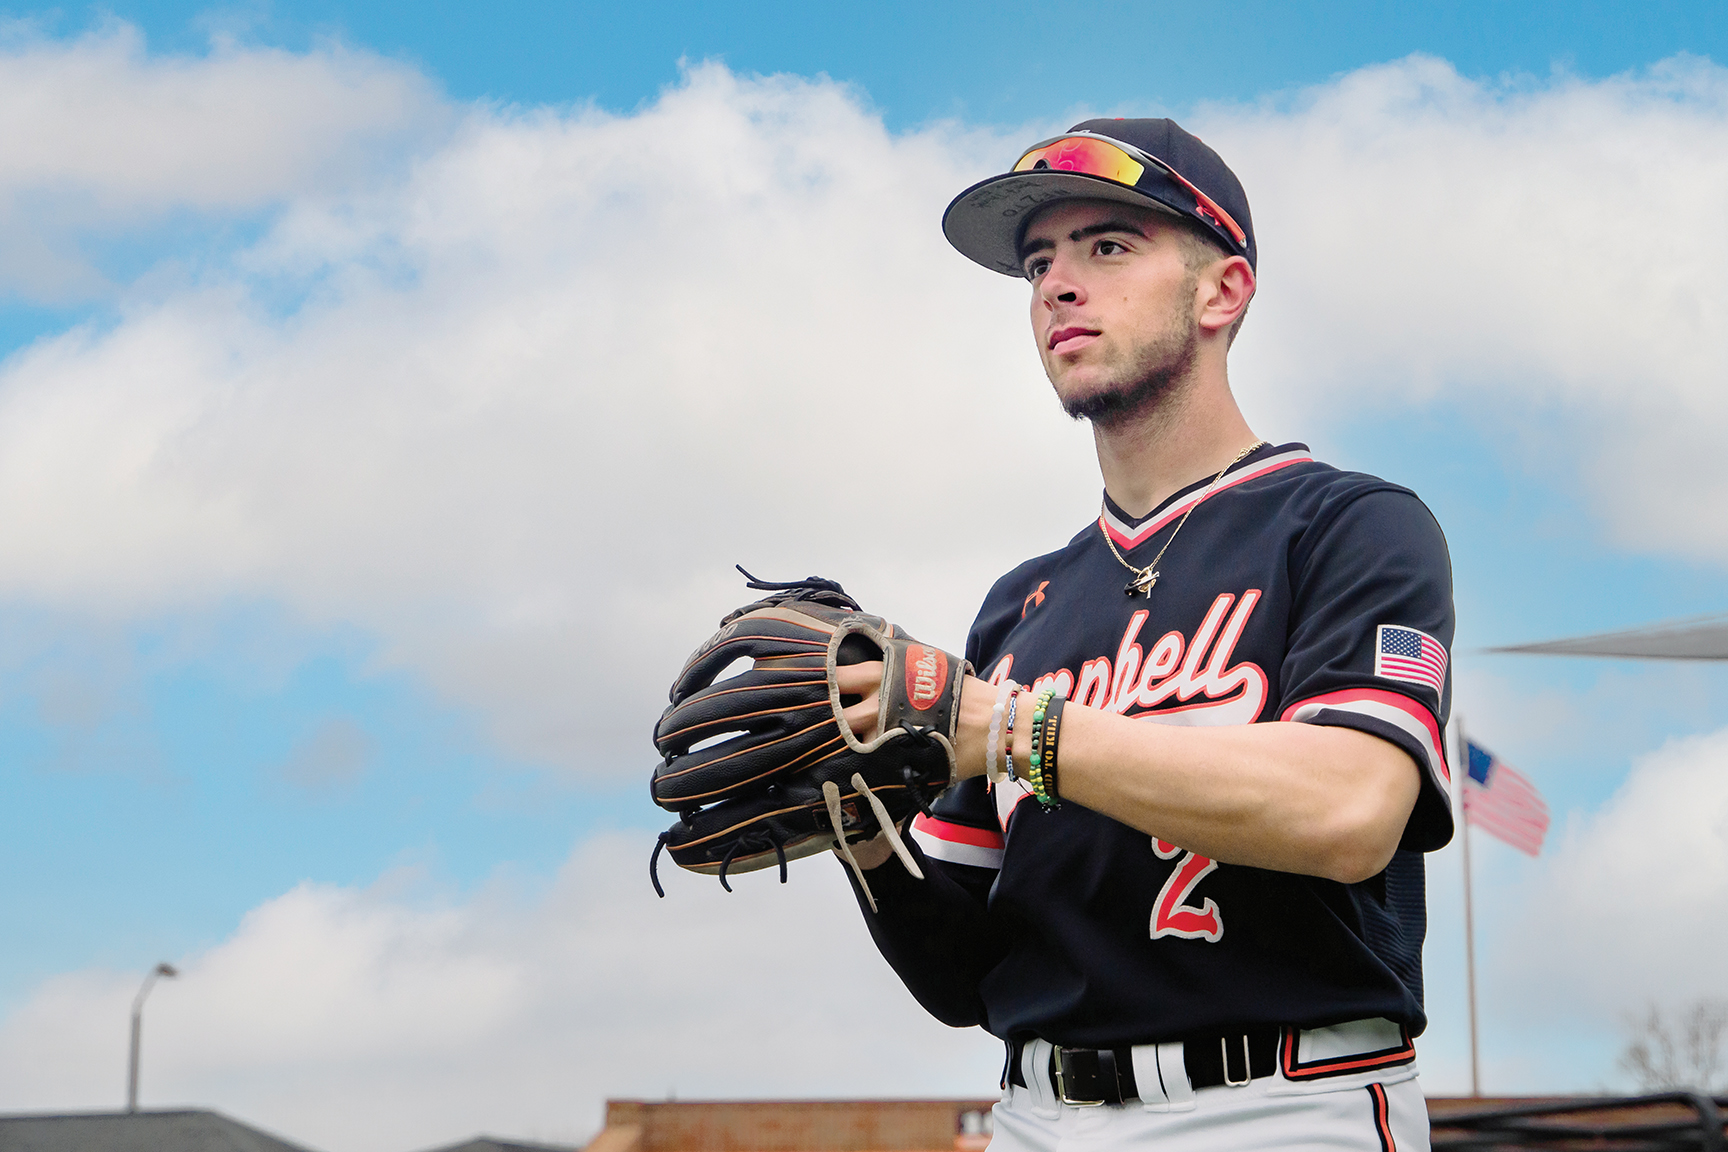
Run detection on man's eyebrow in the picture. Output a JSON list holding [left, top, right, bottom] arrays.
[[1017, 219, 1149, 263], [1071, 220, 1148, 242], [1016, 235, 1054, 263]]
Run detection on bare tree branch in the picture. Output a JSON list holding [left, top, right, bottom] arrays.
[[1618, 999, 1728, 1093]]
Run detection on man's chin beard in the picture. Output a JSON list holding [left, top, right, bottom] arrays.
[[1060, 322, 1199, 428]]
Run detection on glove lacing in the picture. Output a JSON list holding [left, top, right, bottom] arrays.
[[822, 774, 923, 913], [651, 823, 791, 899], [734, 565, 863, 611]]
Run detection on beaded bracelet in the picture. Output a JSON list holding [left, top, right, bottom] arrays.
[[985, 679, 1017, 783], [1037, 693, 1067, 808], [1026, 687, 1057, 805], [1003, 692, 1021, 781]]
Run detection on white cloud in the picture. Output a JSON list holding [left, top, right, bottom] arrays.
[[1407, 658, 1728, 1092], [1449, 656, 1728, 810], [1407, 720, 1728, 1093], [1205, 54, 1728, 560], [0, 834, 1003, 1152], [0, 22, 445, 298], [1501, 724, 1728, 1016], [0, 60, 1097, 773], [0, 49, 1726, 783]]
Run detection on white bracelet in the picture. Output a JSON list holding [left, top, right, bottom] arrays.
[[986, 678, 1017, 784]]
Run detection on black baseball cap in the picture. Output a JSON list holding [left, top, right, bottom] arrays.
[[942, 118, 1256, 277]]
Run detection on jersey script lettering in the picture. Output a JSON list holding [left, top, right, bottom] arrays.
[[1150, 838, 1223, 942], [988, 590, 1268, 726]]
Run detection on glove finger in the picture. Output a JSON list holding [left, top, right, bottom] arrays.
[[670, 607, 846, 705], [660, 768, 864, 876], [661, 792, 832, 878], [661, 764, 939, 878], [654, 662, 831, 754], [656, 669, 961, 809], [651, 716, 848, 807]]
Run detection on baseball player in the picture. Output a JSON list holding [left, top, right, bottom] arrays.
[[828, 119, 1456, 1150]]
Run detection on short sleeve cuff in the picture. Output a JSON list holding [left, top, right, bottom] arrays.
[[1281, 688, 1454, 851]]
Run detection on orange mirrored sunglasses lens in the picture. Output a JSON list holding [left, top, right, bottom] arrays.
[[1012, 135, 1249, 252], [1013, 137, 1146, 186]]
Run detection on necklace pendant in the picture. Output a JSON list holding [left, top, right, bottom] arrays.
[[1125, 568, 1159, 597]]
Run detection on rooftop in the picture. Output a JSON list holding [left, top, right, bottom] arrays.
[[0, 1108, 314, 1152], [581, 1099, 998, 1152]]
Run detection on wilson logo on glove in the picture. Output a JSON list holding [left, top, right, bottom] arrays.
[[906, 644, 948, 710]]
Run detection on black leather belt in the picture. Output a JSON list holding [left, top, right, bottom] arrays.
[[1007, 1027, 1281, 1104]]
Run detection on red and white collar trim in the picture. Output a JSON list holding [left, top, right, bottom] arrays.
[[1100, 446, 1313, 550]]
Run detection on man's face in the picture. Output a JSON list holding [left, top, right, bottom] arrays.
[[1019, 199, 1201, 424]]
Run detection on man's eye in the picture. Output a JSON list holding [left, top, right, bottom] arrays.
[[1096, 240, 1125, 255], [1024, 257, 1051, 280]]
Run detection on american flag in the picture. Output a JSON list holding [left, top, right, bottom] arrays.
[[1463, 741, 1550, 856], [1374, 625, 1448, 695]]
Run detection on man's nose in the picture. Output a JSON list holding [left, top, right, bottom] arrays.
[[1039, 251, 1084, 307]]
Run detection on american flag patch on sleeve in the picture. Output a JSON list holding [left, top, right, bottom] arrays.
[[1374, 625, 1448, 695]]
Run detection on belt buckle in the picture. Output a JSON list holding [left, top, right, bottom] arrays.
[[1052, 1047, 1105, 1107]]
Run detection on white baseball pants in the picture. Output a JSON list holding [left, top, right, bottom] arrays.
[[991, 1048, 1428, 1152]]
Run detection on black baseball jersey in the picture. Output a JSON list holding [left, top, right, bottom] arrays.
[[853, 443, 1454, 1048]]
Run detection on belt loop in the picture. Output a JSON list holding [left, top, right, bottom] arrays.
[[1129, 1045, 1168, 1109], [1222, 1035, 1252, 1087], [1025, 1038, 1058, 1115], [1155, 1041, 1194, 1109]]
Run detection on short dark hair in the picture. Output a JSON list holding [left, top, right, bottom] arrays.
[[1171, 223, 1250, 348]]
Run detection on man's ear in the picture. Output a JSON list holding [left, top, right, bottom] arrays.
[[1197, 256, 1255, 336]]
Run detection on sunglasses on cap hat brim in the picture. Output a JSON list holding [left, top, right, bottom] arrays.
[[1011, 132, 1250, 254]]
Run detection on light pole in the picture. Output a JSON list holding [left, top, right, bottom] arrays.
[[127, 962, 178, 1113]]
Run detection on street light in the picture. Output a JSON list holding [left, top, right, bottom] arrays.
[[126, 962, 178, 1113]]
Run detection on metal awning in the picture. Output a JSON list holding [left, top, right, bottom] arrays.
[[1489, 614, 1728, 660]]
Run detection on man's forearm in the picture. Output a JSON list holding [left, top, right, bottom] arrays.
[[837, 662, 1425, 884], [1037, 705, 1421, 883]]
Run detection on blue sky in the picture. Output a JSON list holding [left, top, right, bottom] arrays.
[[34, 0, 1728, 124], [0, 2, 1725, 1147]]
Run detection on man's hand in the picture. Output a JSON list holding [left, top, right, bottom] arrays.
[[832, 660, 1007, 873], [835, 660, 997, 782]]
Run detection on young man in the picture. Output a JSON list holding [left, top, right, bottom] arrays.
[[834, 119, 1454, 1151]]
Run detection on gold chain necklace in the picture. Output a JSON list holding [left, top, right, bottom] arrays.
[[1101, 441, 1267, 597]]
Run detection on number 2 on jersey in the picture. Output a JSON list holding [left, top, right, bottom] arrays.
[[1150, 839, 1223, 942]]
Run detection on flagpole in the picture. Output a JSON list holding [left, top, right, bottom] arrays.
[[1456, 715, 1481, 1097]]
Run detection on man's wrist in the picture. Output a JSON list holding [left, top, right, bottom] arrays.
[[1007, 688, 1033, 779], [951, 675, 998, 779]]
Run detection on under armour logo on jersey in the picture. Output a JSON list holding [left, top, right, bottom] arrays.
[[1022, 580, 1050, 619]]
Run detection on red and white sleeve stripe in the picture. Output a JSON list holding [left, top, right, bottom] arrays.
[[910, 813, 1005, 870], [1281, 688, 1450, 794]]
